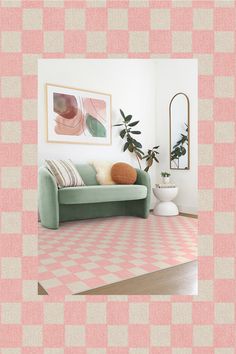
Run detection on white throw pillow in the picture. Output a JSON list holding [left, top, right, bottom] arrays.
[[91, 161, 115, 185], [45, 159, 85, 189]]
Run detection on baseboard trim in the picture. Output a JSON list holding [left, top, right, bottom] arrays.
[[150, 209, 198, 219], [179, 212, 198, 219]]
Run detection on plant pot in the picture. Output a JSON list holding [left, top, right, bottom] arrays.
[[162, 177, 170, 184]]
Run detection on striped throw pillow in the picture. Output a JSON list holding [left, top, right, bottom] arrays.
[[45, 159, 85, 189]]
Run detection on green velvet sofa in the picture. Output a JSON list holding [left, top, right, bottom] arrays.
[[39, 164, 151, 229]]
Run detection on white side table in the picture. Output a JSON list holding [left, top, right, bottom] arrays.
[[153, 187, 179, 216]]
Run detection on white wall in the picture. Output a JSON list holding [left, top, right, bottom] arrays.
[[38, 59, 197, 213], [156, 59, 198, 214]]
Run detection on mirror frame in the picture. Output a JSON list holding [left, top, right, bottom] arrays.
[[169, 92, 190, 170]]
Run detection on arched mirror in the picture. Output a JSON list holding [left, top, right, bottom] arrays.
[[169, 92, 190, 170]]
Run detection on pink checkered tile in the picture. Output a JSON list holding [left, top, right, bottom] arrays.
[[214, 279, 236, 302], [129, 324, 149, 347], [214, 98, 235, 121], [22, 166, 37, 189], [64, 31, 86, 53], [199, 166, 214, 189], [0, 324, 22, 347], [199, 75, 214, 98], [22, 121, 37, 144], [22, 75, 37, 98], [150, 302, 171, 324], [22, 30, 43, 53], [171, 8, 193, 30], [43, 324, 65, 347], [214, 53, 235, 76], [0, 53, 22, 76], [0, 234, 21, 256], [22, 302, 44, 324], [107, 302, 129, 324], [128, 8, 150, 31], [214, 235, 235, 257], [86, 324, 107, 347], [108, 31, 129, 53], [214, 325, 235, 347], [214, 8, 235, 31], [192, 31, 214, 53], [0, 98, 22, 121], [150, 30, 171, 53], [0, 144, 22, 166], [214, 143, 235, 167], [171, 324, 193, 347], [0, 8, 22, 30], [214, 189, 234, 212], [0, 189, 22, 211], [199, 121, 214, 143]]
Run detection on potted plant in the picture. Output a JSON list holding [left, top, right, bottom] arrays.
[[113, 109, 160, 172], [161, 171, 170, 184]]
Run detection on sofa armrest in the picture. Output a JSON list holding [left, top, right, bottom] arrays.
[[131, 169, 151, 217], [135, 169, 151, 189], [38, 167, 59, 229]]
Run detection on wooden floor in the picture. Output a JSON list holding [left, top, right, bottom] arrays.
[[38, 260, 197, 295], [77, 260, 198, 295]]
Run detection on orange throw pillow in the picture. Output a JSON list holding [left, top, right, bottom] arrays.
[[111, 162, 137, 184]]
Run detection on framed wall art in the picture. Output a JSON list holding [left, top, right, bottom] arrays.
[[45, 83, 112, 145]]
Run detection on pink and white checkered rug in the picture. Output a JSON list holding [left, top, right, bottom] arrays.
[[38, 215, 197, 295]]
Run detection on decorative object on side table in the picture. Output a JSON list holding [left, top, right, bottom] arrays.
[[161, 171, 171, 184], [153, 183, 179, 216]]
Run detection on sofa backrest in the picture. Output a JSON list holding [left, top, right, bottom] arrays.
[[74, 164, 98, 185]]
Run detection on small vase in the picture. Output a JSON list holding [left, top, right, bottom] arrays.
[[162, 177, 170, 184]]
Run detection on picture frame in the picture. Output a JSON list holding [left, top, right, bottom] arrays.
[[45, 83, 112, 145]]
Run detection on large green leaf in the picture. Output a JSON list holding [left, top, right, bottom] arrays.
[[154, 156, 159, 163], [120, 109, 125, 119], [131, 131, 141, 134], [125, 115, 132, 123], [123, 142, 129, 151], [120, 129, 126, 139], [128, 120, 139, 127], [132, 139, 142, 148], [86, 114, 106, 137]]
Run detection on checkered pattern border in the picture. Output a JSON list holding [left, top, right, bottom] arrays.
[[0, 0, 235, 351]]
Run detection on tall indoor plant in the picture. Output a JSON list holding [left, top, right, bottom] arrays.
[[113, 109, 160, 172]]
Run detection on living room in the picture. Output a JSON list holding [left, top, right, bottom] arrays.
[[38, 58, 198, 296]]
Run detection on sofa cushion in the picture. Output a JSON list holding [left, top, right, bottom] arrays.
[[45, 159, 85, 188], [75, 164, 98, 185], [91, 160, 115, 185], [111, 162, 137, 184], [58, 184, 147, 204]]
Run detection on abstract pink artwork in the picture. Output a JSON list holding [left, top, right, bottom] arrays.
[[46, 84, 111, 144]]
